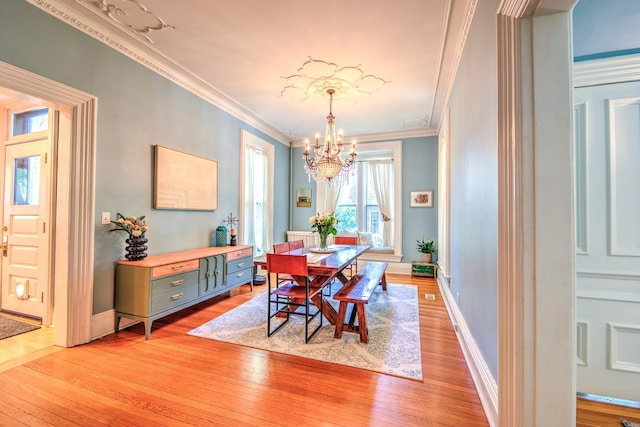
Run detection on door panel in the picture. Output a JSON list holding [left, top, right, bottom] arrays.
[[1, 105, 52, 318]]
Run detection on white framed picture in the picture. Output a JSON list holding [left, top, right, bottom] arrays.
[[410, 190, 433, 208]]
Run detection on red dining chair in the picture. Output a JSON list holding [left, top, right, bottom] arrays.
[[334, 236, 358, 277], [273, 242, 293, 286], [273, 242, 290, 253], [334, 236, 357, 244], [267, 253, 323, 343], [288, 239, 304, 250]]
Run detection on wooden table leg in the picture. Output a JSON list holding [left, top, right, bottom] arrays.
[[289, 271, 351, 326], [311, 293, 338, 324], [307, 274, 340, 325], [334, 271, 350, 285]]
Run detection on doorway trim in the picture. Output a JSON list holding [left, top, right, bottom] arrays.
[[0, 60, 96, 347], [497, 2, 576, 426]]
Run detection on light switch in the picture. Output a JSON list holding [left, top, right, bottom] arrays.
[[101, 212, 111, 225]]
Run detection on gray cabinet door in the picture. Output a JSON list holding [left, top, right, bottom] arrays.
[[199, 254, 225, 295]]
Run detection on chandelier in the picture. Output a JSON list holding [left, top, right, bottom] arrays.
[[303, 89, 356, 185]]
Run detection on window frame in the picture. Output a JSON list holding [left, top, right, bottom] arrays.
[[239, 129, 274, 256], [317, 140, 403, 262]]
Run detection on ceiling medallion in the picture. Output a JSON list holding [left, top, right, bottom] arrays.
[[79, 0, 176, 44], [281, 57, 390, 104]]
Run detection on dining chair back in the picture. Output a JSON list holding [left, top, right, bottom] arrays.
[[266, 253, 308, 276], [273, 242, 290, 254], [288, 239, 304, 250], [272, 242, 293, 286], [333, 236, 358, 278], [334, 236, 357, 245]]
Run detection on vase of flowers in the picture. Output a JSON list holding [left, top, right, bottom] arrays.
[[309, 213, 339, 250], [110, 212, 149, 261]]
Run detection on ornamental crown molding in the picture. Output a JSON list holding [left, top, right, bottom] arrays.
[[25, 0, 290, 145], [435, 0, 477, 132], [75, 0, 176, 44]]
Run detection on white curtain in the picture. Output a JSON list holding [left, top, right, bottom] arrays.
[[321, 181, 342, 214], [369, 160, 393, 246], [242, 143, 270, 255]]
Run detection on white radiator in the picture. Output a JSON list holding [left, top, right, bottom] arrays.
[[286, 231, 334, 248]]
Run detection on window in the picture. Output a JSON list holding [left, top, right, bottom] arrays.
[[12, 107, 48, 136], [239, 130, 274, 256], [14, 155, 41, 205], [318, 140, 402, 260], [335, 162, 386, 246]]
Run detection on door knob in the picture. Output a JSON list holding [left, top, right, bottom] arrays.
[[1, 226, 7, 257]]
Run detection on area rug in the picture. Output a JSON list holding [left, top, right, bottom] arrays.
[[0, 317, 40, 340], [188, 283, 423, 381]]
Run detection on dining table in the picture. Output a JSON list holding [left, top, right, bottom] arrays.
[[254, 244, 370, 325]]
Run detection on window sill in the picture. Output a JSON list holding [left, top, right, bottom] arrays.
[[359, 250, 403, 263]]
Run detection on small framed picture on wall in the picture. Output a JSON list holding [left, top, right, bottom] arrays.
[[410, 190, 433, 208], [296, 188, 312, 207]]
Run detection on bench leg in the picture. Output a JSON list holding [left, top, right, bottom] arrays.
[[356, 304, 368, 343], [379, 273, 387, 291], [347, 303, 358, 328], [334, 301, 349, 339]]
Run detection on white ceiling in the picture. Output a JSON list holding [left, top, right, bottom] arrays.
[[33, 0, 476, 144]]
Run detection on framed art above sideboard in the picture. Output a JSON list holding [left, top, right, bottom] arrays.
[[154, 145, 218, 210]]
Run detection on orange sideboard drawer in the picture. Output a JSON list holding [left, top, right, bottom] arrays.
[[151, 259, 199, 279], [226, 247, 253, 261]]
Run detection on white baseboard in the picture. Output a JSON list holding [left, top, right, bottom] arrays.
[[437, 274, 498, 426], [91, 309, 137, 340]]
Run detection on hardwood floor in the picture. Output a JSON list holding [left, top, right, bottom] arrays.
[[0, 314, 57, 372], [577, 396, 640, 427], [0, 273, 637, 426]]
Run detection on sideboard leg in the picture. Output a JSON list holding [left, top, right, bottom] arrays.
[[145, 320, 152, 340]]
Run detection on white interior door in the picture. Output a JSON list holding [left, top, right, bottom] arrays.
[[1, 104, 53, 319], [575, 79, 640, 401]]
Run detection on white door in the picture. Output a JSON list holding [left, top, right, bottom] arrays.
[[0, 104, 53, 319], [575, 79, 640, 401]]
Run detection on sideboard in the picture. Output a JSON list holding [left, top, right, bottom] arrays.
[[115, 245, 253, 339]]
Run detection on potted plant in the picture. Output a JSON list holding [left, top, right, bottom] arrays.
[[110, 212, 149, 261], [417, 236, 436, 263]]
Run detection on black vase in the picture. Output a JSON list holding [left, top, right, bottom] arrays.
[[125, 236, 148, 261]]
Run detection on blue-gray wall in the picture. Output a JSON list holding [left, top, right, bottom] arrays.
[[290, 136, 439, 261], [573, 0, 640, 59], [446, 0, 499, 379], [0, 0, 289, 314]]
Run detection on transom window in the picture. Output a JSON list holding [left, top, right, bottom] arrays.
[[12, 107, 48, 136]]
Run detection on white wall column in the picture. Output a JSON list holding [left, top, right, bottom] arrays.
[[497, 2, 576, 426]]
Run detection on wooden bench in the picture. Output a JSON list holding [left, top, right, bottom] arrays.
[[333, 261, 388, 343]]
